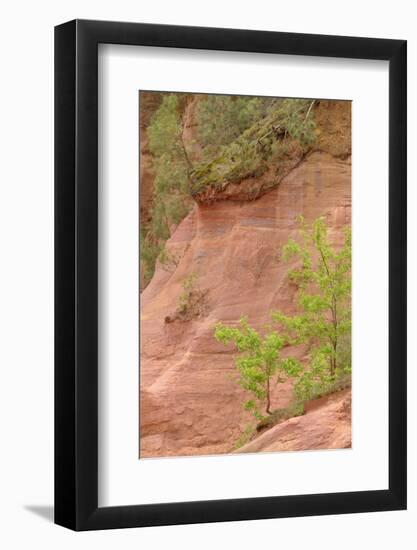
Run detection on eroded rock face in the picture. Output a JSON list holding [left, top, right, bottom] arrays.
[[236, 389, 352, 454], [140, 151, 351, 458]]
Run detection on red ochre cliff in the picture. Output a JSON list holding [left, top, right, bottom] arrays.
[[139, 96, 351, 457]]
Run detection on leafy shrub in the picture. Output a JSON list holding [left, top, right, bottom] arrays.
[[164, 273, 207, 323], [178, 273, 199, 315]]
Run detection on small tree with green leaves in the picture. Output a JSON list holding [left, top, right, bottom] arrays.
[[214, 317, 301, 418], [272, 216, 351, 400]]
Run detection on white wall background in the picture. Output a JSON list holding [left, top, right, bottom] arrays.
[[0, 1, 414, 548]]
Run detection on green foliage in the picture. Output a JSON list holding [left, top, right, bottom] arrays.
[[140, 227, 163, 285], [214, 317, 302, 418], [197, 95, 278, 153], [283, 99, 316, 146], [178, 273, 199, 315], [165, 272, 208, 322], [298, 371, 351, 402], [190, 98, 317, 195], [272, 217, 351, 400], [141, 95, 193, 284]]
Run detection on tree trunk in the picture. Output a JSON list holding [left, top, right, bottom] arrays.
[[330, 294, 338, 377], [331, 338, 338, 377], [266, 377, 271, 415], [330, 356, 335, 377]]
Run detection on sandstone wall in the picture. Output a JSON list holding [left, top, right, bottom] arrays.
[[140, 151, 351, 457]]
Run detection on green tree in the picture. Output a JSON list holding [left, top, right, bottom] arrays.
[[148, 93, 193, 203], [141, 94, 193, 284], [214, 317, 301, 418], [272, 216, 351, 399]]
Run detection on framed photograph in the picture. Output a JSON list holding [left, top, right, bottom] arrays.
[[55, 20, 406, 530]]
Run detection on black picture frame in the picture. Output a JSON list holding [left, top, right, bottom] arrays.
[[55, 19, 407, 531]]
